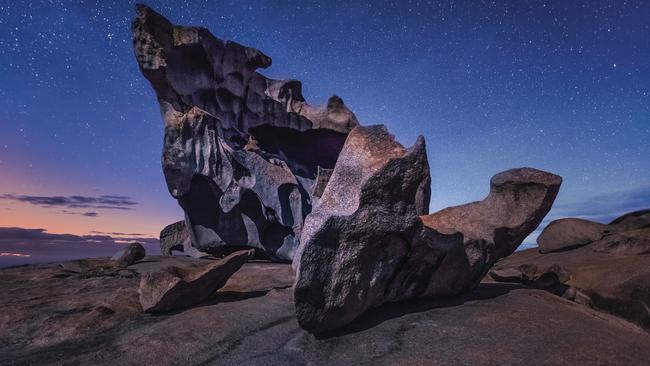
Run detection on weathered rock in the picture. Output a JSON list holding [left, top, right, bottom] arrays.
[[590, 228, 650, 254], [609, 209, 650, 232], [420, 167, 562, 293], [488, 268, 526, 283], [111, 242, 146, 266], [132, 5, 359, 262], [294, 125, 431, 333], [159, 220, 207, 257], [311, 166, 333, 200], [493, 235, 650, 329], [295, 140, 560, 333], [4, 257, 650, 365], [139, 250, 252, 313], [537, 218, 611, 253]]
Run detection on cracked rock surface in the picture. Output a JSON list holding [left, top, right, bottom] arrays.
[[2, 257, 650, 366]]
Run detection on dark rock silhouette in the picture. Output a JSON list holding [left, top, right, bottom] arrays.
[[132, 5, 358, 261]]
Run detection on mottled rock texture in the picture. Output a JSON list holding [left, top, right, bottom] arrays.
[[3, 257, 650, 366], [291, 127, 561, 333], [537, 218, 612, 253], [139, 250, 252, 313], [293, 125, 431, 333], [295, 161, 560, 333], [132, 5, 358, 261]]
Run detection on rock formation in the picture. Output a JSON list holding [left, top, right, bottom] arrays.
[[132, 5, 358, 261], [491, 209, 650, 329], [133, 5, 564, 334], [111, 242, 146, 266], [537, 218, 612, 253], [293, 125, 561, 332], [418, 167, 562, 293], [139, 250, 253, 313], [159, 220, 206, 257], [293, 125, 431, 332], [5, 256, 650, 365], [609, 209, 650, 232]]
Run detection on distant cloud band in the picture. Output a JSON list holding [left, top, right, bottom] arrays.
[[0, 193, 138, 211]]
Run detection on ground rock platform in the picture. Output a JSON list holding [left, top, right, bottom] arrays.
[[1, 256, 649, 366]]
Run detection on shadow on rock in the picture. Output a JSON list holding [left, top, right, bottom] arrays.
[[315, 283, 523, 339]]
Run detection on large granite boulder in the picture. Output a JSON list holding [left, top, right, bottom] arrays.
[[132, 5, 358, 262], [295, 160, 561, 332], [139, 250, 253, 313], [293, 125, 431, 333], [537, 218, 612, 253]]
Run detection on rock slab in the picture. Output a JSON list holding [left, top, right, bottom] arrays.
[[492, 223, 650, 329], [139, 250, 252, 313], [2, 258, 650, 365]]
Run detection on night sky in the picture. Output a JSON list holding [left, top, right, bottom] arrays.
[[1, 0, 649, 266]]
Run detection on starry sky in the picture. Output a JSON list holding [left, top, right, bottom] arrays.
[[0, 0, 649, 266]]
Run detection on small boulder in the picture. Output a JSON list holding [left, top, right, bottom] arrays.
[[139, 250, 253, 313], [111, 242, 146, 266], [537, 218, 611, 253], [160, 220, 207, 258]]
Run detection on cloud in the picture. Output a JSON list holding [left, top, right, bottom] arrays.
[[90, 231, 148, 236], [62, 210, 99, 217], [0, 194, 138, 210], [0, 227, 160, 267]]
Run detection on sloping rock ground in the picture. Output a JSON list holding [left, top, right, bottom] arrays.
[[491, 242, 650, 329], [1, 257, 650, 366]]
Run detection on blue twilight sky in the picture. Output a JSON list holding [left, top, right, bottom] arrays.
[[0, 0, 649, 265]]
